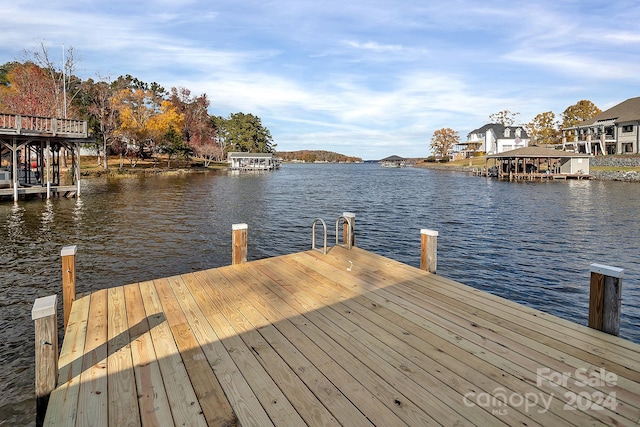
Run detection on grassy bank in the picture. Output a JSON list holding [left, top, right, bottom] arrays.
[[78, 156, 228, 178]]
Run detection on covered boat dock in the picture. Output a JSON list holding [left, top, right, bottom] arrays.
[[0, 113, 93, 202], [484, 146, 592, 181], [228, 152, 281, 171]]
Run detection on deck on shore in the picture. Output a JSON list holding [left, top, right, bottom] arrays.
[[45, 245, 640, 426]]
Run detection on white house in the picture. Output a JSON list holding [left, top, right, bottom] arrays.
[[458, 124, 529, 157]]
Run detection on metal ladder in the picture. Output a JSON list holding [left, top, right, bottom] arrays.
[[312, 215, 354, 254]]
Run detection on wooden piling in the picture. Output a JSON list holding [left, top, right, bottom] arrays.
[[32, 295, 58, 426], [61, 245, 77, 329], [342, 212, 356, 249], [232, 223, 248, 265], [420, 229, 438, 273], [588, 263, 624, 336]]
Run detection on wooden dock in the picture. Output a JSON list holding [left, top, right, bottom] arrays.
[[0, 113, 93, 202], [42, 245, 640, 426]]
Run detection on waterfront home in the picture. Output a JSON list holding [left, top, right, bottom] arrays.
[[228, 152, 281, 170], [562, 96, 640, 155], [458, 123, 529, 157], [485, 146, 591, 180]]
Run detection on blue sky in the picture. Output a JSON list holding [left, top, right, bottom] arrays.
[[2, 0, 640, 160]]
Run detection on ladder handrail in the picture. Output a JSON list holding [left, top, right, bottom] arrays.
[[335, 215, 353, 249], [311, 218, 327, 254]]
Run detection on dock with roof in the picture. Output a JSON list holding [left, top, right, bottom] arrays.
[[484, 146, 592, 180]]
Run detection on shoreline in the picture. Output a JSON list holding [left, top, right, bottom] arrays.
[[414, 161, 640, 182], [77, 159, 640, 182]]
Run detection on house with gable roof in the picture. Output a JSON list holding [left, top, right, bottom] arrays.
[[457, 123, 529, 158], [562, 96, 640, 155]]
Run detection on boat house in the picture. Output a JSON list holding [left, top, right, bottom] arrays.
[[228, 152, 281, 171], [380, 155, 408, 167], [485, 146, 591, 180], [0, 113, 93, 202]]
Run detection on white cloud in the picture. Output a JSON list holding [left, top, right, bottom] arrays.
[[343, 40, 405, 53], [2, 0, 640, 159]]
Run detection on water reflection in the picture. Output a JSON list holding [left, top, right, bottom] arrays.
[[1, 165, 640, 426], [6, 203, 25, 242], [73, 198, 84, 224], [39, 199, 54, 236]]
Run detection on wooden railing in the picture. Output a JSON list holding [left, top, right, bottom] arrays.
[[0, 113, 88, 138]]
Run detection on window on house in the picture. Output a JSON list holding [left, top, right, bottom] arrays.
[[515, 128, 522, 137], [504, 128, 511, 137], [622, 125, 634, 133]]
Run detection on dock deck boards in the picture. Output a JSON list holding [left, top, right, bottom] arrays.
[[45, 246, 640, 426]]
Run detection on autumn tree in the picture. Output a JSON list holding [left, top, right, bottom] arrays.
[[152, 100, 186, 166], [77, 78, 119, 169], [430, 128, 459, 158], [0, 62, 57, 116], [110, 76, 183, 166], [525, 111, 561, 146], [561, 100, 601, 139], [489, 110, 520, 126], [24, 43, 80, 118], [169, 87, 221, 165]]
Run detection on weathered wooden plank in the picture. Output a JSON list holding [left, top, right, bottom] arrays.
[[288, 252, 598, 426], [155, 276, 238, 426], [212, 266, 343, 426], [268, 256, 506, 426], [206, 266, 375, 427], [171, 271, 274, 427], [259, 256, 502, 426], [107, 286, 140, 427], [186, 270, 307, 427], [46, 245, 640, 427], [124, 283, 173, 426], [44, 294, 90, 426], [589, 272, 605, 331], [137, 280, 207, 427], [335, 246, 640, 360], [248, 260, 422, 426], [33, 295, 58, 426], [300, 249, 638, 425], [394, 274, 640, 411], [231, 264, 406, 425], [76, 289, 108, 426]]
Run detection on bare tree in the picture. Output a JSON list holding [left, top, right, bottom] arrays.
[[24, 42, 79, 118], [489, 110, 520, 127]]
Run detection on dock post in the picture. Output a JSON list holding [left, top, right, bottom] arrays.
[[420, 229, 438, 273], [61, 245, 77, 329], [343, 212, 356, 249], [588, 263, 623, 336], [232, 223, 248, 265], [32, 295, 58, 426]]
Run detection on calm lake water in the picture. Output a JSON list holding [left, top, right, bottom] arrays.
[[1, 163, 639, 425]]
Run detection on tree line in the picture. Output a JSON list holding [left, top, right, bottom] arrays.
[[430, 100, 602, 158], [0, 45, 276, 169], [277, 150, 362, 163]]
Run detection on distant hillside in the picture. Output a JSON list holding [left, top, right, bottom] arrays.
[[276, 150, 362, 163]]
